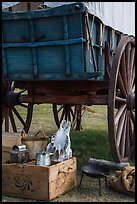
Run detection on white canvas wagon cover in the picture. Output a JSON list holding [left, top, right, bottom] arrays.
[[2, 2, 135, 36]]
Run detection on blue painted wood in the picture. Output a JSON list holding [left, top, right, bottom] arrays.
[[2, 3, 121, 81], [2, 38, 86, 48], [2, 49, 8, 79], [63, 15, 71, 76], [29, 19, 38, 78]]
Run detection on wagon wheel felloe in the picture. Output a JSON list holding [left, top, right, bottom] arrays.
[[52, 104, 82, 130], [2, 81, 33, 134], [108, 35, 135, 163]]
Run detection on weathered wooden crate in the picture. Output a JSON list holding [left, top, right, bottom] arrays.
[[2, 132, 22, 161], [2, 157, 77, 201], [2, 147, 12, 162]]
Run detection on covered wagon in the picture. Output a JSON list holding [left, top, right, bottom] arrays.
[[2, 2, 135, 162]]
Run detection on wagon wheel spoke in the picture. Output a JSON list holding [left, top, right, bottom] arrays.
[[71, 111, 78, 129], [70, 107, 75, 119], [69, 106, 80, 129], [3, 104, 33, 133], [68, 106, 78, 122], [52, 104, 82, 130], [115, 96, 126, 103], [117, 71, 127, 97], [129, 115, 135, 151], [119, 112, 127, 158], [116, 108, 126, 148], [19, 104, 29, 109], [67, 106, 72, 121], [2, 105, 7, 123], [129, 114, 134, 142], [118, 42, 135, 96], [12, 107, 26, 126], [131, 64, 135, 91], [132, 84, 135, 93], [120, 52, 127, 91], [60, 109, 66, 123], [70, 107, 78, 129], [114, 104, 126, 125], [23, 103, 33, 133], [125, 43, 131, 89], [5, 108, 10, 131], [9, 109, 18, 132], [11, 81, 16, 91], [108, 35, 135, 163], [130, 48, 135, 87], [130, 110, 135, 124], [57, 105, 64, 113], [2, 81, 33, 133], [125, 113, 130, 157], [75, 105, 82, 130]]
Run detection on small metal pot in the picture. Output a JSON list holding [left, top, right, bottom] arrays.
[[10, 144, 29, 164], [36, 150, 52, 166]]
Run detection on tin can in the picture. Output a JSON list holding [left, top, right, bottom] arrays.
[[36, 150, 51, 166]]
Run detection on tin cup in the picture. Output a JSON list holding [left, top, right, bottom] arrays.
[[36, 150, 53, 166]]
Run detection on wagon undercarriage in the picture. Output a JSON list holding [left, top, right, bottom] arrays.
[[2, 80, 108, 132]]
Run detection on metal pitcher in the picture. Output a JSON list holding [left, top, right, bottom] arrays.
[[36, 150, 52, 166]]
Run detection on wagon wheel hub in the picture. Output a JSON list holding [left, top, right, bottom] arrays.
[[4, 89, 26, 107], [4, 91, 21, 107], [127, 92, 135, 111]]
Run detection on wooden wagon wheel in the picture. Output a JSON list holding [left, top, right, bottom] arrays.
[[52, 104, 82, 130], [108, 35, 135, 163], [2, 81, 33, 134]]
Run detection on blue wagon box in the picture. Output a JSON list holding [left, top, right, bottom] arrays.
[[2, 3, 120, 81]]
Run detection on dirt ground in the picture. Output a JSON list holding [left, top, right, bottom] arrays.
[[2, 173, 135, 202]]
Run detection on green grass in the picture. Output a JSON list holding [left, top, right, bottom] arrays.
[[4, 104, 135, 169], [70, 128, 113, 171]]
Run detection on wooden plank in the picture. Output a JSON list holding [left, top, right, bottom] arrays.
[[2, 132, 21, 147], [89, 158, 129, 171], [2, 132, 22, 162], [2, 147, 11, 161], [11, 2, 40, 12], [21, 80, 109, 94], [48, 157, 77, 200], [2, 161, 49, 200], [19, 94, 108, 105]]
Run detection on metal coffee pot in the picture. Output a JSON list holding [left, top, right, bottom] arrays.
[[36, 150, 53, 166]]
